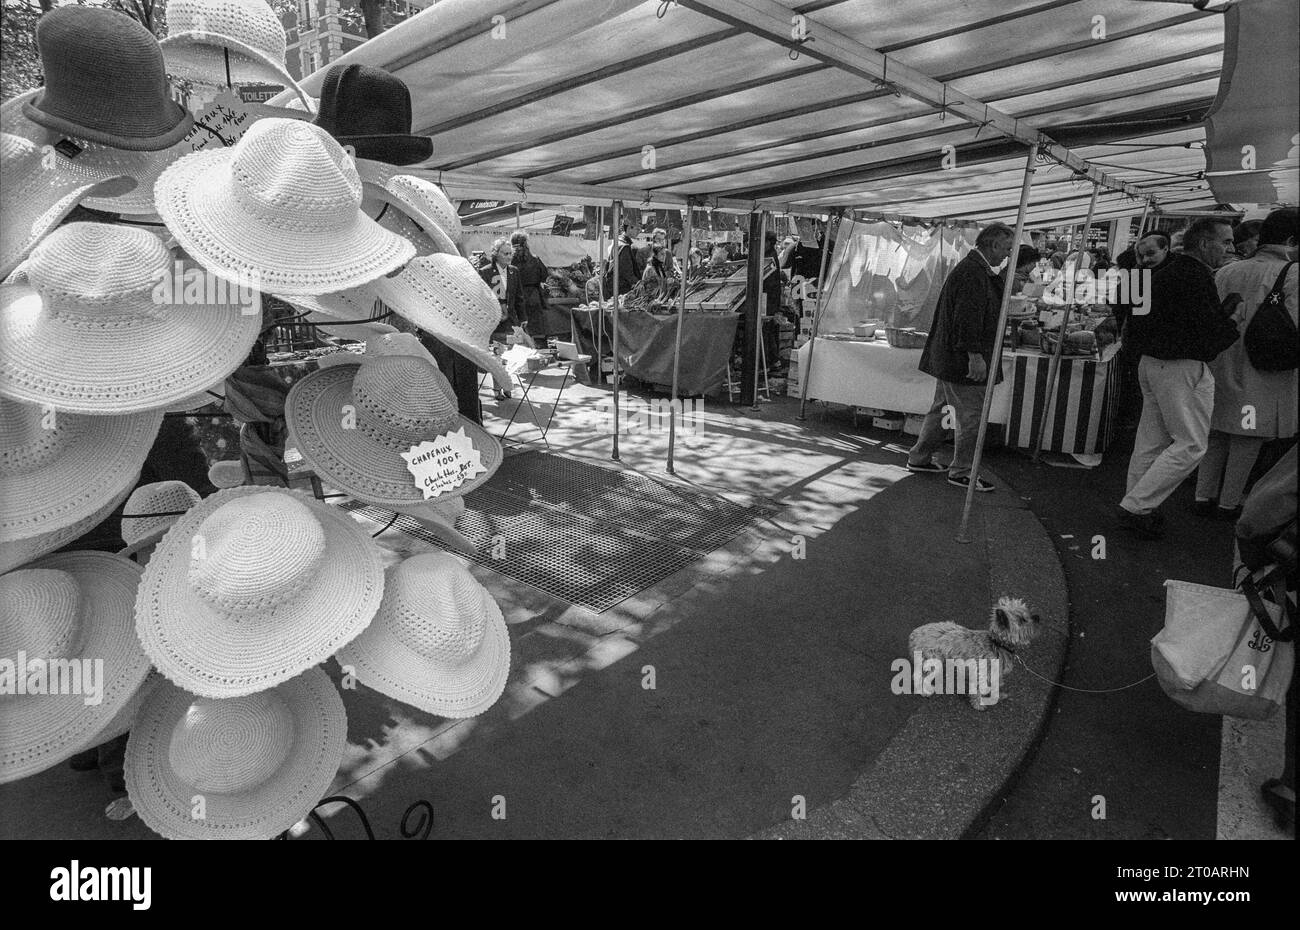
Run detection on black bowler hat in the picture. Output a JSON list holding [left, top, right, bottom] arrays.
[[313, 64, 432, 166]]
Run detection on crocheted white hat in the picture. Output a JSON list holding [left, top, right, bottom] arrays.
[[0, 396, 160, 543], [119, 480, 203, 558], [376, 253, 511, 386], [154, 119, 415, 296], [2, 90, 192, 220], [160, 0, 314, 111], [0, 552, 151, 784], [363, 174, 461, 255], [0, 224, 261, 414], [0, 477, 134, 575], [125, 666, 346, 840], [285, 354, 502, 507], [134, 486, 385, 698], [336, 552, 509, 718]]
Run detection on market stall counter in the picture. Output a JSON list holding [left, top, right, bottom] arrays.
[[797, 338, 1121, 455], [571, 307, 740, 397]]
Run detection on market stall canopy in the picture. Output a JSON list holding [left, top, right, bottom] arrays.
[[275, 0, 1293, 223], [1202, 0, 1299, 205], [460, 228, 601, 264]]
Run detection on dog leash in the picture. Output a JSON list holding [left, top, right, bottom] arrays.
[[1013, 654, 1155, 694]]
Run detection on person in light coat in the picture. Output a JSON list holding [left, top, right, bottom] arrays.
[[1195, 207, 1298, 518]]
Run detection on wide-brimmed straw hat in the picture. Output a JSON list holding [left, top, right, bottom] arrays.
[[0, 479, 135, 575], [0, 224, 261, 414], [2, 90, 192, 220], [0, 551, 151, 785], [22, 6, 194, 152], [285, 354, 502, 507], [336, 552, 509, 718], [119, 481, 203, 559], [125, 666, 346, 840], [376, 254, 511, 386], [305, 313, 398, 344], [160, 0, 314, 112], [154, 118, 415, 296], [134, 486, 385, 698], [314, 65, 431, 166], [0, 131, 139, 279], [0, 397, 161, 543]]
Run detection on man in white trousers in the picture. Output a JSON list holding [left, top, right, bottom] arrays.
[[1118, 218, 1238, 539]]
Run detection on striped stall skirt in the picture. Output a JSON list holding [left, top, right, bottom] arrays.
[[1003, 350, 1121, 455]]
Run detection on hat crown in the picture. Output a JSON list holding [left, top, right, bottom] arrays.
[[385, 175, 463, 245], [398, 254, 499, 343], [30, 6, 181, 143], [316, 64, 414, 138], [351, 355, 458, 445], [168, 0, 288, 59], [25, 224, 170, 324], [188, 493, 326, 614], [228, 120, 362, 232], [387, 556, 489, 663], [0, 569, 82, 668], [168, 691, 294, 793], [0, 398, 77, 477], [122, 481, 202, 547]]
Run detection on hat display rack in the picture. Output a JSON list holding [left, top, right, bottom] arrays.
[[0, 2, 517, 840]]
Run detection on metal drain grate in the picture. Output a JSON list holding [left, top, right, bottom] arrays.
[[342, 452, 771, 613]]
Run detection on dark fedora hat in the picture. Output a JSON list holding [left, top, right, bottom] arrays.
[[23, 5, 193, 152], [314, 64, 432, 167]]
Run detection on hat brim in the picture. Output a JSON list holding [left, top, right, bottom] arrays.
[[0, 551, 151, 785], [0, 273, 261, 415], [134, 486, 386, 698], [374, 264, 512, 388], [362, 178, 458, 255], [22, 92, 193, 153], [304, 311, 398, 343], [154, 148, 416, 296], [285, 362, 503, 507], [336, 583, 509, 718], [125, 666, 346, 840], [0, 476, 135, 574], [338, 134, 431, 167], [0, 408, 161, 543], [160, 34, 316, 113]]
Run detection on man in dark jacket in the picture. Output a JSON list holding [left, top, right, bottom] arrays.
[[1118, 216, 1237, 538], [479, 237, 522, 340], [606, 231, 644, 296], [510, 231, 551, 335], [906, 222, 1014, 492]]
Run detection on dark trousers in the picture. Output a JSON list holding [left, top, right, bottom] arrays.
[[420, 333, 483, 425]]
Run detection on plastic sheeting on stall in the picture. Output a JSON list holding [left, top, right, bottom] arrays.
[[459, 229, 602, 266]]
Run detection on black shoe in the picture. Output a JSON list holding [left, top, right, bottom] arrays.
[[906, 459, 946, 473], [1192, 499, 1217, 517], [1117, 506, 1164, 540], [948, 474, 995, 492]]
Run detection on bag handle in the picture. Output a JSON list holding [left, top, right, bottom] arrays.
[[1242, 564, 1294, 642], [1263, 261, 1297, 306]]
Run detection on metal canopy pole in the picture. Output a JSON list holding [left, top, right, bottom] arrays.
[[798, 209, 841, 420], [1032, 182, 1099, 464], [595, 206, 606, 378], [610, 199, 623, 461], [1135, 198, 1151, 240], [750, 210, 769, 409], [957, 143, 1038, 544], [667, 200, 695, 474]]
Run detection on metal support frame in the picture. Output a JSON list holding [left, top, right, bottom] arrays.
[[610, 199, 622, 461], [667, 200, 695, 474], [595, 206, 606, 376], [798, 209, 842, 420], [750, 211, 770, 409], [1032, 182, 1100, 463], [956, 143, 1038, 544]]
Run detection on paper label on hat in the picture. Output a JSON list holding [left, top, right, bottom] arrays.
[[401, 429, 487, 499]]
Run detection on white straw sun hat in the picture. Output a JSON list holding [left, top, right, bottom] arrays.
[[337, 552, 509, 718], [0, 223, 261, 414], [0, 477, 135, 575], [134, 486, 385, 698], [154, 118, 415, 297], [0, 396, 161, 543], [2, 90, 193, 220], [160, 0, 315, 112], [363, 174, 461, 256], [0, 551, 151, 785], [376, 253, 512, 387], [285, 353, 503, 507], [125, 665, 346, 840], [119, 480, 203, 559]]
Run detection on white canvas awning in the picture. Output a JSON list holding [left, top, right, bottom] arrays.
[[277, 0, 1296, 224]]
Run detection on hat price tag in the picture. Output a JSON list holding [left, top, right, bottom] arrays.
[[401, 429, 486, 499]]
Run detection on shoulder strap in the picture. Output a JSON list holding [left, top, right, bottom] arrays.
[[1265, 261, 1298, 302]]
